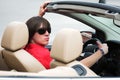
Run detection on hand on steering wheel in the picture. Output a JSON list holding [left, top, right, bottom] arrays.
[[83, 38, 108, 55], [83, 38, 100, 53]]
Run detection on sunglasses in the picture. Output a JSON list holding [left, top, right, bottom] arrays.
[[37, 28, 51, 35]]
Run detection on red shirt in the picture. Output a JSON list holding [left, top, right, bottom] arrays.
[[24, 43, 53, 69]]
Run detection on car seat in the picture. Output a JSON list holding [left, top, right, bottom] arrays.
[[1, 21, 46, 72], [50, 28, 83, 68], [37, 28, 98, 77]]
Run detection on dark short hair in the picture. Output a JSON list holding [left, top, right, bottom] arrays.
[[26, 16, 51, 43]]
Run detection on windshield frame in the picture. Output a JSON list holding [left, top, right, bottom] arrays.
[[46, 1, 120, 44]]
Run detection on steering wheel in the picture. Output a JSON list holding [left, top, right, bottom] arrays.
[[83, 38, 100, 53], [83, 39, 120, 76], [76, 38, 100, 61], [83, 38, 110, 75], [83, 38, 105, 74]]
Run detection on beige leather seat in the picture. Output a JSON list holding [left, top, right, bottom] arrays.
[[50, 28, 83, 68], [1, 21, 46, 72], [38, 28, 98, 77], [0, 28, 98, 77]]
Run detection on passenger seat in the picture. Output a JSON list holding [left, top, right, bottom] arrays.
[[1, 21, 46, 72]]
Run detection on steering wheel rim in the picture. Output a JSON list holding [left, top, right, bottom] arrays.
[[83, 38, 101, 53]]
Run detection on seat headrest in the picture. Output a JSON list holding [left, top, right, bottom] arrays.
[[1, 21, 28, 51], [50, 28, 83, 63]]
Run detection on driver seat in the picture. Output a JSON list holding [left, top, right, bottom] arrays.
[[39, 28, 98, 77], [1, 21, 46, 72], [50, 28, 83, 68]]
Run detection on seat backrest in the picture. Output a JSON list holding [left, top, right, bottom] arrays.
[[50, 28, 83, 68], [1, 21, 46, 72], [43, 28, 97, 77]]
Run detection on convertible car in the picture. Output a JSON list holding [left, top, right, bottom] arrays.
[[0, 0, 120, 78]]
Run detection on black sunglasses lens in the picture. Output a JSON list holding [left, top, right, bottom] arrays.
[[37, 28, 51, 34], [37, 29, 46, 34], [48, 29, 51, 34]]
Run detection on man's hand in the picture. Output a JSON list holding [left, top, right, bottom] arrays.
[[39, 1, 50, 17], [96, 41, 108, 55]]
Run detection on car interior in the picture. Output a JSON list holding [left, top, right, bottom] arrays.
[[0, 21, 100, 77], [0, 0, 120, 77], [45, 1, 120, 76]]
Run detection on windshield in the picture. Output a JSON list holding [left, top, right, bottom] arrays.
[[46, 13, 95, 45], [46, 12, 120, 45]]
